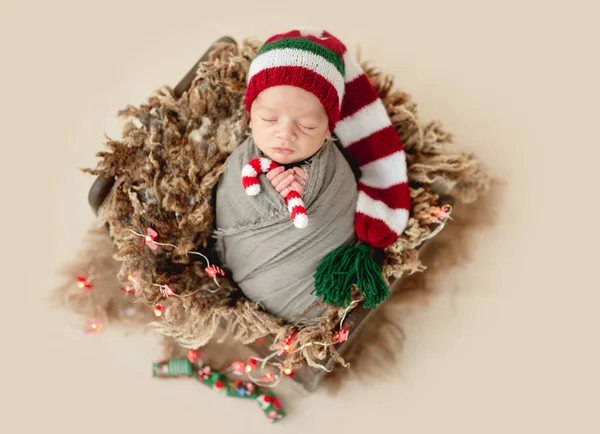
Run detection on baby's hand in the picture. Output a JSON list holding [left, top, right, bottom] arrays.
[[266, 166, 309, 199]]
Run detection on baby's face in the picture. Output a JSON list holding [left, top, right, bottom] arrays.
[[249, 86, 331, 165]]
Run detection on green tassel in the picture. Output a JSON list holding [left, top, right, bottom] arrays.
[[312, 243, 390, 309]]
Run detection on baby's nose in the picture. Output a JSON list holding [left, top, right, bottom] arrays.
[[276, 123, 297, 141]]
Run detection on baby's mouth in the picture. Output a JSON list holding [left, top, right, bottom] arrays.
[[272, 147, 294, 154]]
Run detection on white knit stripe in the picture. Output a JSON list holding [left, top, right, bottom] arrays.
[[357, 151, 408, 188], [334, 99, 391, 146], [342, 50, 365, 83], [287, 197, 304, 212], [356, 191, 410, 235], [248, 48, 344, 102], [259, 158, 273, 173], [241, 165, 258, 177], [299, 28, 324, 37]]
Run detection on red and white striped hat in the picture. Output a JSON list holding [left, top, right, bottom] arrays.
[[245, 28, 411, 249]]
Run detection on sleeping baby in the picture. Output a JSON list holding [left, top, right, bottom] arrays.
[[213, 28, 411, 322]]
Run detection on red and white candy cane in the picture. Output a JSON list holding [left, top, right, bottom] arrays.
[[242, 158, 308, 229]]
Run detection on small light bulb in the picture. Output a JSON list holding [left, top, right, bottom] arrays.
[[86, 320, 101, 333], [153, 305, 164, 317], [261, 372, 278, 383], [187, 350, 199, 363]]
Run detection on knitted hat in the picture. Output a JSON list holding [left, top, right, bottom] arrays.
[[245, 30, 346, 132], [245, 29, 412, 309]]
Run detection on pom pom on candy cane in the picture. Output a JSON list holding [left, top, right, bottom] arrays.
[[242, 158, 308, 228]]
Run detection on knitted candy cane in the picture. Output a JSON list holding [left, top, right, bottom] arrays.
[[242, 158, 308, 229]]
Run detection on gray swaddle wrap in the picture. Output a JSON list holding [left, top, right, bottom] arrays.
[[214, 136, 358, 322]]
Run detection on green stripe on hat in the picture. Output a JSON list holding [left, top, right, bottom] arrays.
[[258, 37, 345, 76]]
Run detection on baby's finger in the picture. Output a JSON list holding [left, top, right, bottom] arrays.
[[293, 167, 309, 182], [280, 187, 291, 199], [293, 174, 307, 187], [271, 170, 294, 186], [290, 180, 304, 195], [266, 166, 285, 181], [274, 175, 294, 193]]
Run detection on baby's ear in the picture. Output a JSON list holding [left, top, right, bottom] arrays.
[[325, 130, 332, 140]]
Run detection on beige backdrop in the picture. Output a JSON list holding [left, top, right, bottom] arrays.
[[1, 0, 598, 432]]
